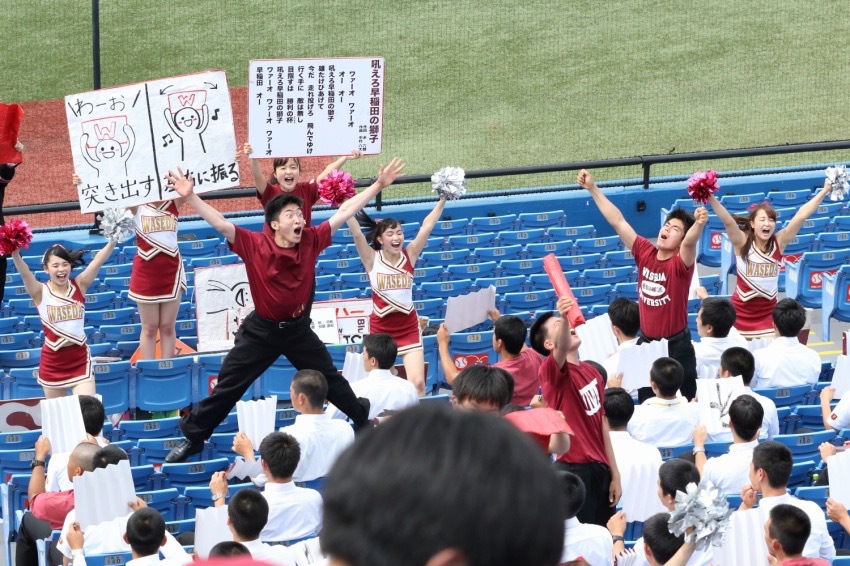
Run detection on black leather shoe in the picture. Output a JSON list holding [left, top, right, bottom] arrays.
[[164, 439, 203, 463]]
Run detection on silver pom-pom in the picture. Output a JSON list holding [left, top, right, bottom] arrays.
[[668, 481, 731, 550], [826, 165, 850, 202], [98, 207, 135, 243], [431, 166, 467, 200]]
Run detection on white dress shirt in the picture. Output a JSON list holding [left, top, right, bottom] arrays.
[[692, 330, 747, 372], [609, 431, 666, 521], [282, 413, 355, 482], [241, 539, 297, 565], [701, 439, 759, 495], [327, 368, 418, 420], [828, 392, 850, 431], [631, 537, 713, 566], [707, 386, 779, 442], [260, 481, 323, 542], [757, 493, 835, 560], [602, 338, 640, 398], [628, 397, 700, 448], [751, 337, 821, 388], [561, 517, 613, 565]]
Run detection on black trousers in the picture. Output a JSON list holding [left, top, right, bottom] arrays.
[[638, 328, 698, 400], [16, 513, 63, 566], [554, 461, 615, 527], [181, 311, 369, 442]]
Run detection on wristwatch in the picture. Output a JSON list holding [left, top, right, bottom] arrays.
[[611, 535, 625, 543], [211, 492, 227, 502], [30, 458, 46, 469]]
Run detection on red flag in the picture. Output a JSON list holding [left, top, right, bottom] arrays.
[[0, 103, 23, 164], [543, 253, 585, 327]]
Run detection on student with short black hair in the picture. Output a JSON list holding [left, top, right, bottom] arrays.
[[208, 541, 250, 558], [751, 298, 820, 388], [321, 403, 565, 566], [226, 488, 296, 565], [557, 471, 614, 565], [740, 441, 834, 560], [714, 347, 779, 440], [627, 358, 700, 448], [764, 504, 830, 565], [693, 297, 747, 371], [601, 298, 641, 398], [641, 513, 689, 566], [46, 395, 109, 492], [125, 507, 168, 558], [452, 365, 514, 413]]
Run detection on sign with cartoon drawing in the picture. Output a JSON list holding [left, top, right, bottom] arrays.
[[66, 70, 239, 213], [247, 57, 384, 158]]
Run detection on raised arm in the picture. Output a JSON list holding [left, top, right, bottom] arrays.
[[437, 323, 460, 385], [328, 158, 405, 233], [75, 239, 117, 294], [346, 216, 376, 273], [166, 168, 236, 243], [552, 297, 573, 368], [242, 142, 268, 196], [11, 249, 43, 305], [820, 387, 838, 431], [406, 195, 447, 264], [577, 169, 638, 250], [678, 206, 708, 267], [776, 180, 833, 251], [316, 150, 362, 183], [707, 195, 747, 249]]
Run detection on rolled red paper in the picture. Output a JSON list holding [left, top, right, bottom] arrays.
[[543, 253, 585, 327], [0, 103, 23, 164]]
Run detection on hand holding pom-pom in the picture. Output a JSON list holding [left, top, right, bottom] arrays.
[[825, 165, 850, 202], [687, 170, 720, 204], [431, 167, 467, 200], [0, 219, 33, 256], [318, 169, 356, 207], [98, 208, 135, 243]]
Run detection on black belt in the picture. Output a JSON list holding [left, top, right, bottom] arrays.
[[641, 327, 689, 342], [253, 311, 309, 330]]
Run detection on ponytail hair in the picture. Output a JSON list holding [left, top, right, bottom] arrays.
[[354, 210, 401, 250], [42, 244, 87, 269], [735, 202, 777, 261]]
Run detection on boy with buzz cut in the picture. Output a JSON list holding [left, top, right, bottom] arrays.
[[529, 296, 621, 527], [578, 169, 708, 400]]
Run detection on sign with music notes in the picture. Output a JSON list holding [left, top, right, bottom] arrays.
[[66, 70, 240, 213]]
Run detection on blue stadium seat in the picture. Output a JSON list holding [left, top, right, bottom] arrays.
[[788, 404, 832, 432], [429, 218, 469, 237], [3, 285, 30, 300], [526, 271, 583, 290], [196, 352, 258, 404], [658, 444, 694, 461], [136, 488, 180, 521], [797, 216, 832, 236], [413, 266, 448, 284], [516, 210, 566, 229], [418, 279, 473, 300], [698, 274, 722, 296], [473, 275, 526, 294], [4, 271, 22, 286], [499, 290, 556, 313], [0, 430, 40, 451], [318, 244, 349, 260], [814, 201, 846, 218], [108, 340, 141, 360], [604, 250, 636, 268], [130, 464, 157, 491], [697, 214, 727, 267], [111, 416, 182, 446], [500, 258, 545, 277], [84, 246, 121, 267], [556, 253, 604, 271], [447, 233, 496, 250], [833, 216, 850, 233], [331, 225, 355, 245], [822, 266, 850, 340], [315, 274, 337, 292], [752, 385, 812, 408], [177, 238, 220, 259], [0, 348, 41, 371], [473, 244, 523, 262], [718, 192, 766, 212], [0, 317, 19, 335], [100, 276, 132, 293], [187, 254, 240, 272], [160, 458, 230, 491], [316, 258, 359, 276], [2, 473, 29, 565], [423, 236, 447, 251], [136, 437, 213, 465], [418, 249, 474, 267], [92, 360, 133, 415], [768, 189, 813, 208], [572, 285, 614, 306], [337, 271, 371, 289], [547, 225, 596, 241], [772, 430, 835, 464], [179, 482, 254, 519], [6, 298, 38, 317], [446, 261, 498, 281], [413, 298, 445, 319], [788, 460, 818, 489], [437, 330, 496, 386], [86, 307, 137, 327], [794, 485, 829, 511], [583, 266, 635, 286], [0, 331, 37, 350], [468, 214, 517, 234], [494, 229, 547, 246], [315, 289, 361, 302], [261, 357, 296, 400], [133, 357, 195, 412], [100, 323, 143, 343], [7, 367, 41, 399], [785, 250, 850, 308], [207, 431, 239, 459], [816, 231, 850, 252], [768, 233, 819, 293], [100, 263, 134, 278], [525, 240, 573, 259], [573, 236, 623, 255]]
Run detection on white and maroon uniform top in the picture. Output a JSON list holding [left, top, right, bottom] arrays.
[[134, 201, 180, 260], [368, 249, 415, 318], [734, 240, 782, 302], [37, 279, 86, 351]]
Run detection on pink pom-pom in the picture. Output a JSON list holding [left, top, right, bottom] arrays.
[[318, 169, 356, 207], [687, 170, 720, 204], [0, 218, 33, 255]]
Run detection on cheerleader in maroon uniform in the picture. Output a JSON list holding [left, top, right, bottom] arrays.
[[707, 180, 833, 338], [346, 195, 448, 395], [10, 241, 116, 397], [128, 198, 187, 359], [243, 142, 361, 231]]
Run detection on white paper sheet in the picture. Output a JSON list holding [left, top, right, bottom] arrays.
[[226, 456, 264, 481], [288, 536, 326, 565], [697, 376, 746, 435], [618, 458, 666, 522], [832, 355, 850, 399], [688, 262, 701, 300], [342, 351, 368, 382], [614, 549, 641, 566], [618, 339, 668, 392], [194, 505, 232, 559], [697, 364, 720, 380], [236, 395, 277, 448], [443, 286, 496, 334], [39, 396, 87, 454], [73, 460, 136, 530], [310, 307, 339, 345], [828, 451, 850, 507], [719, 508, 768, 566], [576, 313, 619, 365]]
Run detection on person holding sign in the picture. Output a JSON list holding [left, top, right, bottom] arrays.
[[345, 194, 448, 395], [163, 158, 405, 463], [243, 142, 361, 230], [578, 169, 707, 400], [11, 241, 117, 397], [705, 182, 833, 339]]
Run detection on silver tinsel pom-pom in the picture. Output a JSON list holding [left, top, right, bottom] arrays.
[[98, 207, 135, 243], [668, 481, 731, 550], [431, 166, 467, 200], [826, 165, 850, 202]]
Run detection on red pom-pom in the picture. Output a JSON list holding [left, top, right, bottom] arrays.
[[0, 218, 33, 256], [318, 170, 356, 207], [687, 170, 720, 204]]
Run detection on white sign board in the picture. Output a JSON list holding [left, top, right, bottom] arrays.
[[696, 376, 746, 435], [66, 70, 239, 213], [248, 58, 385, 157], [194, 264, 254, 352]]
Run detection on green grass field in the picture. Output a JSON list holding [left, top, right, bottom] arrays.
[[5, 0, 850, 192]]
